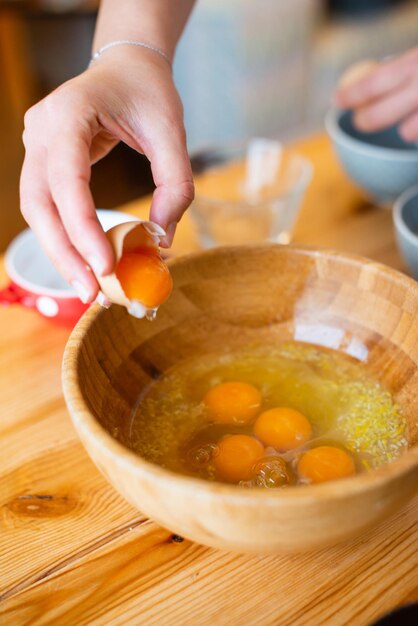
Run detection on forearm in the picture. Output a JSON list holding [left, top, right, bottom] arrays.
[[93, 0, 196, 60]]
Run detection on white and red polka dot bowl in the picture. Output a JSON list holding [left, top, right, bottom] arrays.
[[0, 209, 135, 327]]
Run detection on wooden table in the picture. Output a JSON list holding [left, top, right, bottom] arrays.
[[1, 134, 417, 626]]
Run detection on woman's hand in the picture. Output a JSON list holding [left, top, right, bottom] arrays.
[[334, 47, 418, 142], [20, 48, 194, 303]]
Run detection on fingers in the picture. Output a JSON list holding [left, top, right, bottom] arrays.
[[335, 50, 418, 110], [21, 93, 115, 303], [145, 117, 194, 248], [334, 48, 418, 135], [400, 111, 418, 142], [47, 128, 114, 276], [353, 81, 418, 132], [335, 61, 409, 110], [20, 150, 99, 303]]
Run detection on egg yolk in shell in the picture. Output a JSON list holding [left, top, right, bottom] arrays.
[[254, 407, 312, 451], [115, 246, 173, 308], [213, 435, 264, 483], [298, 446, 356, 484], [203, 382, 262, 424]]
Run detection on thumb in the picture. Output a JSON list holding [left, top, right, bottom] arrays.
[[144, 121, 194, 247]]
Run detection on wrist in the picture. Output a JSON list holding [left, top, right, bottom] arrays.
[[87, 42, 173, 78], [90, 40, 172, 70], [93, 0, 195, 60]]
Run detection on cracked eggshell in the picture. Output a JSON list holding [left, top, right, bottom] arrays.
[[97, 219, 166, 309]]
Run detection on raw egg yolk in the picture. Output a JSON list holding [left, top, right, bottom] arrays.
[[253, 407, 312, 451], [115, 246, 172, 308], [203, 382, 262, 424], [213, 435, 264, 483], [297, 446, 356, 484]]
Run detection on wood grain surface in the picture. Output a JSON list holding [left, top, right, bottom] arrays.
[[1, 134, 417, 625]]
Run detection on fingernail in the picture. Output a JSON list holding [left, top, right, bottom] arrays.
[[71, 280, 93, 304], [160, 222, 177, 247], [95, 291, 111, 309], [88, 255, 107, 277], [143, 222, 166, 237]]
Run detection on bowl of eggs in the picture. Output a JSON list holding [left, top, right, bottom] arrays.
[[63, 242, 418, 553]]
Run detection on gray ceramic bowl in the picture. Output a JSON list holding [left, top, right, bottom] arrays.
[[326, 109, 418, 203], [393, 184, 418, 280]]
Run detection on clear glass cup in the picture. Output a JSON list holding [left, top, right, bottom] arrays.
[[190, 140, 313, 248]]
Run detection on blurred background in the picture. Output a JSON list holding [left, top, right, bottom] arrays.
[[1, 0, 418, 251]]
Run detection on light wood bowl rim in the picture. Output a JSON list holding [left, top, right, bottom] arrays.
[[62, 244, 418, 505]]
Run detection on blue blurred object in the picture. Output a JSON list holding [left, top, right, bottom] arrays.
[[393, 184, 418, 280], [326, 109, 418, 203], [174, 0, 321, 150]]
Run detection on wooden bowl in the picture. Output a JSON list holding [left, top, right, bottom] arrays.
[[62, 245, 418, 553]]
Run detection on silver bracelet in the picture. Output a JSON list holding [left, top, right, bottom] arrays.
[[90, 40, 172, 68]]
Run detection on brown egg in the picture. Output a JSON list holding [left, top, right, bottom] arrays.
[[97, 220, 172, 320], [339, 60, 378, 89]]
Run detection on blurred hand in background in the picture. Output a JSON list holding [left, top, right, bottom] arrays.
[[335, 47, 418, 142]]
